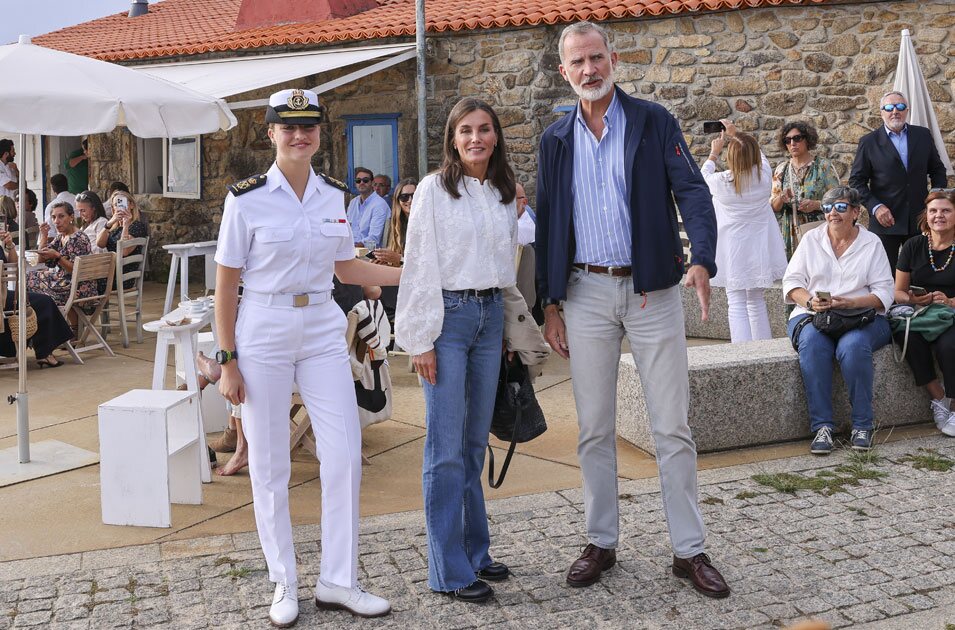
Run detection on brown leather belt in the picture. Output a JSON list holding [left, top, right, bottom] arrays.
[[573, 263, 632, 277]]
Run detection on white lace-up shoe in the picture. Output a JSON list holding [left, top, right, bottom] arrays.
[[315, 579, 391, 618], [269, 582, 299, 628], [931, 398, 953, 431]]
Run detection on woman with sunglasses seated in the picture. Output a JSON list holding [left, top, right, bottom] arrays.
[[0, 226, 73, 368], [370, 178, 417, 267], [770, 121, 840, 258], [783, 186, 894, 455], [892, 190, 955, 435]]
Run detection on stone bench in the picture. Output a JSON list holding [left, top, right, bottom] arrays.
[[681, 278, 789, 340], [616, 337, 933, 455]]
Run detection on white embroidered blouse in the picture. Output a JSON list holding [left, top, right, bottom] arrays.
[[394, 173, 518, 356]]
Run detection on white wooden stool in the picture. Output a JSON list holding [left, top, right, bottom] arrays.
[[162, 241, 218, 315], [99, 389, 203, 528], [144, 310, 215, 483]]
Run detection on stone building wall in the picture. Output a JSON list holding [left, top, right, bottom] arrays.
[[85, 0, 953, 278]]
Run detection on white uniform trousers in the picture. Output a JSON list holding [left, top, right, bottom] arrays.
[[235, 299, 362, 588], [561, 269, 706, 558]]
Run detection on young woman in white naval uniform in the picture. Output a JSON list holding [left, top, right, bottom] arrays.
[[214, 89, 401, 628]]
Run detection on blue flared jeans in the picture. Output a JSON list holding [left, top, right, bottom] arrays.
[[788, 313, 891, 432], [422, 290, 504, 591]]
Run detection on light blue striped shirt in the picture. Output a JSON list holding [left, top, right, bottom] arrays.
[[572, 92, 631, 266], [885, 124, 909, 170]]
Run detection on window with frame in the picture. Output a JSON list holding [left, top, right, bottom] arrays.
[[343, 114, 400, 194], [136, 136, 201, 198]]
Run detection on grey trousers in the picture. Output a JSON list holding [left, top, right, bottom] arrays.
[[562, 268, 706, 558]]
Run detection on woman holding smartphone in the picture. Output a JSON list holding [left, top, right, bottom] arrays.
[[892, 190, 955, 434], [783, 186, 894, 455], [97, 191, 147, 289]]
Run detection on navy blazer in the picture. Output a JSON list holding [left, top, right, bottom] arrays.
[[534, 86, 717, 301], [848, 124, 947, 236]]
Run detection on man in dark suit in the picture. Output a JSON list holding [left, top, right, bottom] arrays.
[[849, 91, 948, 270], [535, 21, 729, 598]]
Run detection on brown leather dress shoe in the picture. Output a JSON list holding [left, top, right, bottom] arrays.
[[566, 543, 616, 587], [671, 553, 730, 598]]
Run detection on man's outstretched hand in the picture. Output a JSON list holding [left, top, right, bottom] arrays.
[[684, 264, 711, 322]]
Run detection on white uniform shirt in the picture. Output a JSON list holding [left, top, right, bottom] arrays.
[[517, 209, 536, 246], [782, 224, 894, 319], [0, 162, 15, 200], [215, 162, 354, 294], [394, 173, 518, 355]]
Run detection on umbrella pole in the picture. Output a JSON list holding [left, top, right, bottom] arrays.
[[15, 133, 29, 463]]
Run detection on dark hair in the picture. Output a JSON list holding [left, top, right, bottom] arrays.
[[82, 139, 89, 150], [439, 97, 515, 204], [918, 190, 955, 235], [0, 139, 12, 155], [50, 201, 74, 216], [777, 121, 819, 152], [50, 173, 69, 194], [354, 166, 374, 179], [108, 181, 130, 195], [75, 190, 107, 221], [375, 174, 391, 186], [24, 188, 37, 211]]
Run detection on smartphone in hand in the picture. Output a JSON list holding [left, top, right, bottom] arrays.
[[816, 291, 832, 301], [703, 121, 725, 134], [910, 285, 928, 297]]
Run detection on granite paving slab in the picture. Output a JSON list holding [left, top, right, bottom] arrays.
[[4, 434, 955, 628]]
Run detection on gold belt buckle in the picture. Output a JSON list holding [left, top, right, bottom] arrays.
[[293, 294, 309, 307]]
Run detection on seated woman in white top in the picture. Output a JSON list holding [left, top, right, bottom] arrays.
[[74, 191, 109, 253], [702, 120, 787, 343], [395, 97, 517, 604], [783, 186, 894, 455]]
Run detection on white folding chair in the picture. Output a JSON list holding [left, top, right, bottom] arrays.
[[104, 237, 149, 347], [61, 252, 116, 364]]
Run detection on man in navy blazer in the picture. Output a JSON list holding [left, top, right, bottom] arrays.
[[535, 21, 728, 598], [849, 90, 948, 270]]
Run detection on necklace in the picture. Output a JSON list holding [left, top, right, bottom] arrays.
[[928, 235, 955, 272]]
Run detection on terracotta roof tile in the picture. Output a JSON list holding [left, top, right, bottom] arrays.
[[33, 0, 835, 61]]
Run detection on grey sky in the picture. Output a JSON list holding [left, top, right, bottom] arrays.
[[0, 0, 152, 45]]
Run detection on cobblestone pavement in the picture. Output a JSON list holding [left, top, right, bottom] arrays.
[[4, 433, 955, 629]]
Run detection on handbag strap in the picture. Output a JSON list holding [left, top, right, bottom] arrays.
[[487, 406, 521, 489]]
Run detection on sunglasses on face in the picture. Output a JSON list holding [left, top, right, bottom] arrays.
[[354, 177, 372, 184], [397, 193, 413, 202], [822, 202, 851, 214], [881, 103, 908, 112], [783, 134, 806, 145]]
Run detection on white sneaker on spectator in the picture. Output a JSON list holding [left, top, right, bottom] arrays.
[[269, 582, 299, 628], [315, 579, 391, 618], [931, 398, 953, 431]]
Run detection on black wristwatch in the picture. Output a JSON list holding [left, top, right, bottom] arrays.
[[215, 349, 238, 365], [542, 297, 561, 308]]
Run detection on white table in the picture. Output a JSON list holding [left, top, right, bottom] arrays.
[[143, 303, 216, 483], [162, 241, 218, 315]]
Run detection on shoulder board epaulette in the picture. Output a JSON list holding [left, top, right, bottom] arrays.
[[320, 173, 349, 193], [228, 174, 267, 197]]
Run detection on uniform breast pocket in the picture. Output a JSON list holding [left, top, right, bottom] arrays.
[[256, 227, 295, 243], [319, 223, 351, 238]]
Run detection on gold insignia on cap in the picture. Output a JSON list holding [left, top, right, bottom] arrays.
[[287, 89, 308, 111]]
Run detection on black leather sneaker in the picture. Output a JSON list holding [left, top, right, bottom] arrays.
[[477, 562, 510, 582]]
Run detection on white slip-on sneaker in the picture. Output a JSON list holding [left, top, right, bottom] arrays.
[[269, 582, 299, 628], [931, 398, 953, 430], [315, 578, 391, 618]]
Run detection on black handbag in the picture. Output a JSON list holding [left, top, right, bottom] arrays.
[[811, 307, 877, 339], [487, 353, 547, 488]]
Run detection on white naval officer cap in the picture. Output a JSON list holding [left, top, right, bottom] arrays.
[[265, 88, 324, 125]]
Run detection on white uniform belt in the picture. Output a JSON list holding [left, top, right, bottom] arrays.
[[242, 289, 332, 307]]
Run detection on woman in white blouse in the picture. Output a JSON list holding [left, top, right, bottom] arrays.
[[395, 98, 517, 604], [74, 191, 109, 253], [703, 120, 787, 343], [783, 186, 894, 456]]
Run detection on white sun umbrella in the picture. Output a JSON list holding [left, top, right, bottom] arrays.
[[893, 29, 954, 176], [0, 36, 237, 464]]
